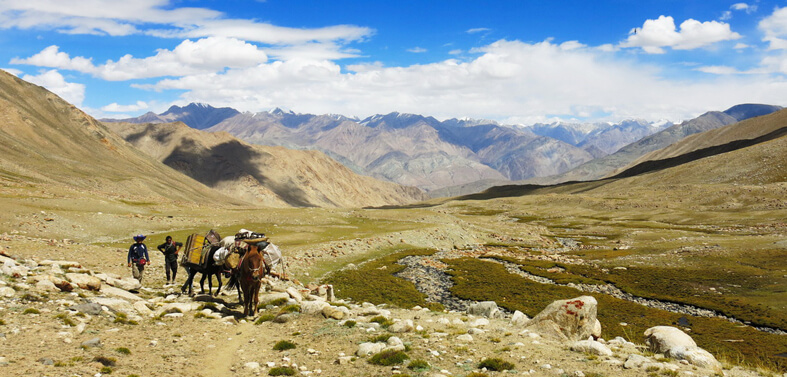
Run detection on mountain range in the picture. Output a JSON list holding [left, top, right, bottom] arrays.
[[108, 105, 682, 193]]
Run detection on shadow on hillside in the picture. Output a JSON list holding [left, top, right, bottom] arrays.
[[163, 139, 315, 207], [124, 123, 174, 144]]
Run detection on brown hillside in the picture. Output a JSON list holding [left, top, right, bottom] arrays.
[[618, 108, 787, 174], [0, 69, 235, 206], [104, 121, 428, 208]]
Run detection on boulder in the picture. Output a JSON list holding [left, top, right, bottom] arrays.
[[388, 319, 414, 333], [2, 260, 29, 278], [38, 260, 81, 269], [523, 296, 599, 341], [570, 339, 613, 356], [644, 326, 697, 353], [286, 287, 303, 303], [0, 286, 15, 297], [65, 273, 101, 291], [322, 305, 349, 320], [101, 286, 142, 301], [356, 342, 386, 357], [106, 277, 141, 291], [511, 310, 530, 326], [623, 354, 650, 369], [644, 326, 721, 372], [300, 300, 330, 315], [259, 292, 291, 305], [133, 301, 153, 316], [667, 345, 722, 372], [35, 280, 60, 292], [72, 302, 104, 315], [154, 303, 196, 317], [467, 301, 502, 318], [468, 318, 489, 328], [384, 336, 405, 352]]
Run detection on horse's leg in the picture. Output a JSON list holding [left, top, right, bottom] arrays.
[[181, 267, 195, 295], [214, 270, 223, 297], [253, 282, 260, 315]]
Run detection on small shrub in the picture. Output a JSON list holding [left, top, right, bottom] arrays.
[[268, 366, 295, 376], [100, 366, 112, 374], [466, 373, 489, 377], [115, 347, 131, 355], [255, 314, 275, 324], [114, 312, 138, 325], [23, 308, 40, 315], [56, 313, 77, 327], [279, 304, 300, 314], [407, 359, 430, 371], [0, 319, 6, 325], [646, 366, 661, 372], [662, 370, 679, 377], [478, 357, 514, 371], [368, 334, 392, 343], [197, 303, 218, 311], [343, 320, 356, 328], [272, 340, 296, 351], [193, 312, 208, 319], [369, 315, 393, 328], [369, 350, 409, 366], [94, 356, 117, 366], [267, 298, 289, 307]]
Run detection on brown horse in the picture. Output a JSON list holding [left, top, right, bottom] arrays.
[[239, 242, 266, 316]]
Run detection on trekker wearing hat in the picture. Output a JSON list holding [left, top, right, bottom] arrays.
[[157, 235, 182, 286], [128, 234, 150, 284]]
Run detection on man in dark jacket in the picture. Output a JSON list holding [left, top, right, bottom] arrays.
[[157, 235, 182, 285], [127, 234, 150, 284]]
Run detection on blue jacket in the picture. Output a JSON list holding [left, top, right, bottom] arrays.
[[128, 243, 150, 264]]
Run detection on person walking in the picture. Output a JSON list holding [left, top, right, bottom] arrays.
[[157, 235, 182, 285], [128, 234, 150, 284]]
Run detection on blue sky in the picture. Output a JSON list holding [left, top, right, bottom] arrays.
[[1, 0, 786, 124]]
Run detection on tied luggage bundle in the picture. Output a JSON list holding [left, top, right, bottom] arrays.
[[181, 229, 221, 268]]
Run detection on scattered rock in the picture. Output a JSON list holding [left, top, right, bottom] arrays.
[[81, 337, 101, 348], [388, 319, 414, 333], [524, 296, 600, 341], [570, 339, 613, 356], [65, 273, 101, 291], [467, 301, 502, 318]]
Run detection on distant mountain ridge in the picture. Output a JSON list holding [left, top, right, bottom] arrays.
[[107, 105, 674, 192]]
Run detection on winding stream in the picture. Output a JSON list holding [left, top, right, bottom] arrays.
[[394, 250, 785, 335]]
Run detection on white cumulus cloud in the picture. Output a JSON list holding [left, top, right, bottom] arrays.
[[12, 37, 268, 81], [21, 69, 85, 106], [621, 15, 741, 53], [760, 6, 787, 50], [131, 39, 787, 124], [101, 101, 149, 113]]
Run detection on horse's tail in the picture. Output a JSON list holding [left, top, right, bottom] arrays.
[[226, 271, 239, 291]]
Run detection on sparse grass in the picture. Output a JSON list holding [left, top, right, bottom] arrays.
[[477, 357, 514, 371], [197, 303, 218, 311], [368, 349, 409, 366], [55, 313, 77, 326], [369, 315, 393, 329], [113, 312, 138, 325], [272, 340, 296, 351], [22, 308, 40, 315], [115, 347, 131, 355], [279, 304, 300, 314], [445, 257, 787, 373], [193, 312, 208, 319], [255, 314, 275, 324], [407, 359, 430, 371], [100, 366, 112, 374], [266, 297, 289, 307], [368, 334, 392, 343], [268, 366, 295, 376], [343, 320, 356, 328], [466, 373, 489, 377], [323, 248, 444, 310], [94, 356, 116, 366]]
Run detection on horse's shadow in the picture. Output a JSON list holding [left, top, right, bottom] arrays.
[[191, 293, 247, 318]]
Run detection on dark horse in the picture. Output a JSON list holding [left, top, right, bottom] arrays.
[[181, 246, 223, 296], [239, 242, 265, 316]]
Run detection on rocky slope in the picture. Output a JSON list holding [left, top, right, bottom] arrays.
[[104, 121, 428, 208], [0, 240, 756, 377]]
